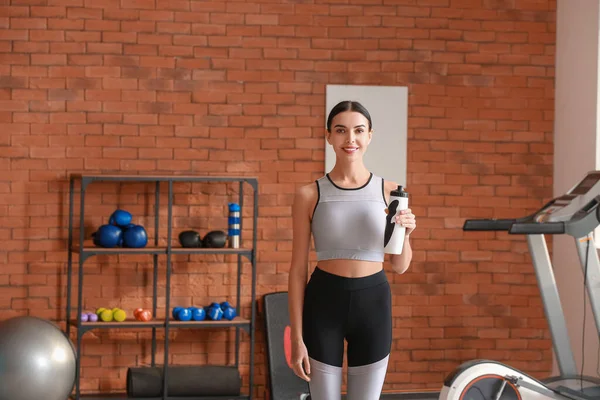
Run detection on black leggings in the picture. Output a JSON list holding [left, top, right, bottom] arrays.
[[302, 266, 392, 368]]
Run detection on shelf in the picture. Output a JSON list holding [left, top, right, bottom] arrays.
[[71, 243, 252, 257], [68, 319, 163, 329], [169, 318, 250, 329], [67, 173, 258, 400], [72, 245, 165, 255], [70, 173, 258, 185], [172, 248, 252, 256], [68, 318, 251, 331], [73, 394, 250, 400]]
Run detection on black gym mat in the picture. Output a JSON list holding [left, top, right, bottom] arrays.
[[126, 365, 241, 397], [263, 291, 311, 400]]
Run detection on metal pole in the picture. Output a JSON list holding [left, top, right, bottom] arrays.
[[527, 234, 578, 376], [574, 234, 600, 337], [152, 181, 160, 367], [163, 180, 173, 400], [75, 178, 89, 400], [235, 181, 244, 368], [66, 176, 74, 338], [249, 180, 258, 399]]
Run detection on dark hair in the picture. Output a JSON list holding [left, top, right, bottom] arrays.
[[326, 101, 373, 132]]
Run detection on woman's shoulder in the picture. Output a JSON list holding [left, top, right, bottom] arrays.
[[293, 181, 319, 220], [296, 181, 318, 196], [294, 180, 319, 205]]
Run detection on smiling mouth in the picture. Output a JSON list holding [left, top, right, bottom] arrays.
[[343, 147, 358, 153]]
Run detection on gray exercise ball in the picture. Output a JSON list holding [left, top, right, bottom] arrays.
[[0, 316, 76, 400]]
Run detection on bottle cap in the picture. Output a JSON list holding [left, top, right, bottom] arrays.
[[391, 185, 408, 198]]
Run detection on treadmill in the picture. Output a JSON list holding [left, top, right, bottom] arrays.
[[439, 171, 600, 400]]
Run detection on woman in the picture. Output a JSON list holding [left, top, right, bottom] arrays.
[[287, 100, 417, 400]]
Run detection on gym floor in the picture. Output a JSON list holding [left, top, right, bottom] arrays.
[[0, 0, 572, 399]]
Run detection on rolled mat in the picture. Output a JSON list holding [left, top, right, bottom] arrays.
[[126, 365, 242, 397]]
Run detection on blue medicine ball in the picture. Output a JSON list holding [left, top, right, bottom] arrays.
[[122, 225, 148, 248], [109, 209, 132, 227], [93, 224, 123, 248]]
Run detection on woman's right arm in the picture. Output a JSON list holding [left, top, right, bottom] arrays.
[[287, 183, 315, 381]]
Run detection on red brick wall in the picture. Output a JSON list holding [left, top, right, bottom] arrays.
[[1, 0, 557, 397]]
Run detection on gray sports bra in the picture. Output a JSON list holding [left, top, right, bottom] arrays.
[[311, 172, 388, 263]]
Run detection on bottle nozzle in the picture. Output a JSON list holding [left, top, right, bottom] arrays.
[[391, 185, 408, 198]]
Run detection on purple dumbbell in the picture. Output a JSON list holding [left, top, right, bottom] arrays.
[[81, 312, 98, 323]]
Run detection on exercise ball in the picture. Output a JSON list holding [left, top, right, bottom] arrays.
[[0, 316, 77, 400]]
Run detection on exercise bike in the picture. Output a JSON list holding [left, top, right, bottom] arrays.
[[440, 171, 600, 400]]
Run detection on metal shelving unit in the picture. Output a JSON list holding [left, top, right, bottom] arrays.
[[66, 174, 258, 400]]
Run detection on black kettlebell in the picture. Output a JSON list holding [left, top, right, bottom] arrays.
[[202, 230, 227, 248], [179, 230, 203, 248]]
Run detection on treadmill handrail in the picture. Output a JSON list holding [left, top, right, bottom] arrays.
[[463, 198, 564, 234], [463, 219, 516, 231], [509, 221, 566, 235]]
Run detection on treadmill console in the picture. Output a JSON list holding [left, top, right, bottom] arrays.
[[539, 171, 600, 223], [534, 194, 577, 223], [464, 171, 600, 236]]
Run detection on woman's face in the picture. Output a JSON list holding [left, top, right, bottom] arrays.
[[326, 111, 372, 160]]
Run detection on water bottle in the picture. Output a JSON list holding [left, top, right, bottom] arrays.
[[228, 202, 241, 248], [384, 185, 409, 255]]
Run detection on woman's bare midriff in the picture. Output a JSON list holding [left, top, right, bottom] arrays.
[[316, 259, 383, 278]]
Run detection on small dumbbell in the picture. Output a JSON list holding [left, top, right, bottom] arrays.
[[81, 312, 98, 322], [189, 307, 206, 321], [134, 308, 153, 322], [207, 304, 223, 321], [95, 307, 126, 322], [219, 301, 237, 321]]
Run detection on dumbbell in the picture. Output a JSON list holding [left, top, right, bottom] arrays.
[[207, 303, 224, 321], [190, 306, 206, 321], [80, 312, 98, 323], [96, 307, 127, 322], [134, 308, 153, 322], [206, 301, 237, 321], [172, 306, 206, 321], [221, 302, 237, 321]]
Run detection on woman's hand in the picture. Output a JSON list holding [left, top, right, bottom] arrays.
[[385, 208, 417, 236], [396, 208, 416, 236], [291, 338, 311, 382]]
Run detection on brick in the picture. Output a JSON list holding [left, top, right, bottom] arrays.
[[67, 8, 102, 20]]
